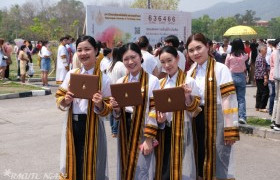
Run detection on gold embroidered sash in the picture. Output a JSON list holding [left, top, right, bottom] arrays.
[[155, 69, 186, 180], [191, 57, 217, 180], [56, 68, 104, 180], [119, 69, 149, 180]]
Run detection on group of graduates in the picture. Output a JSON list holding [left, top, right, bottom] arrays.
[[56, 33, 240, 180]]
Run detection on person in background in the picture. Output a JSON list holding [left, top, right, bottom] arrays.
[[269, 39, 279, 120], [56, 37, 68, 84], [244, 40, 251, 84], [105, 47, 126, 137], [94, 41, 104, 71], [266, 40, 273, 68], [218, 38, 232, 63], [164, 35, 186, 72], [18, 45, 30, 83], [0, 38, 7, 80], [3, 42, 13, 80], [138, 35, 159, 77], [24, 40, 33, 63], [249, 39, 259, 85], [225, 38, 248, 124], [39, 41, 52, 86], [100, 48, 112, 72], [71, 52, 82, 69], [208, 40, 222, 63], [55, 35, 112, 180], [187, 33, 239, 180], [178, 40, 185, 53], [254, 44, 269, 113]]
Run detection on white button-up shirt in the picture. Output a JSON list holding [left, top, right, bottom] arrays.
[[195, 61, 207, 105]]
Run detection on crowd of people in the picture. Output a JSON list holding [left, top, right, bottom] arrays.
[[55, 33, 243, 180]]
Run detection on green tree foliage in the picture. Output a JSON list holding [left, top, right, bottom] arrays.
[[131, 0, 179, 10], [268, 17, 280, 38], [212, 17, 238, 41], [233, 10, 260, 26], [191, 15, 214, 38], [0, 0, 85, 42]]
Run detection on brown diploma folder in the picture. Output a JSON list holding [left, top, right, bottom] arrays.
[[153, 87, 186, 112], [110, 82, 143, 107], [69, 73, 99, 99]]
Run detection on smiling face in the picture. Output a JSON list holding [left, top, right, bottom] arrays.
[[122, 49, 142, 76], [187, 40, 209, 65], [76, 40, 97, 70], [160, 52, 179, 77]]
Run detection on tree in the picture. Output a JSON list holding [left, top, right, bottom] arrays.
[[131, 0, 179, 10], [268, 17, 280, 38], [253, 26, 268, 39], [213, 17, 237, 41], [233, 10, 260, 26], [191, 15, 214, 39]]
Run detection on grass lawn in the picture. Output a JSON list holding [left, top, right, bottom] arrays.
[[247, 117, 271, 127], [0, 81, 43, 94]]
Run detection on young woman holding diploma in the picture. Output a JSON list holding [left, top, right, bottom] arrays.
[[186, 33, 240, 180], [109, 43, 159, 180], [154, 46, 201, 180], [56, 35, 112, 180]]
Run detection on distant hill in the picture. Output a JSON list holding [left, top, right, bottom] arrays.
[[191, 0, 280, 20]]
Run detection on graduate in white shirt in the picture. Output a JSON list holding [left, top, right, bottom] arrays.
[[186, 33, 239, 180], [154, 46, 201, 180], [55, 35, 112, 180], [56, 37, 68, 84], [109, 43, 160, 180], [100, 48, 112, 72], [138, 35, 159, 77]]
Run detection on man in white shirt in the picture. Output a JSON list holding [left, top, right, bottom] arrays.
[[100, 48, 112, 72], [164, 35, 186, 72], [56, 37, 68, 84]]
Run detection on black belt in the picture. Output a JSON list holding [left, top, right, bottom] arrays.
[[72, 114, 87, 121]]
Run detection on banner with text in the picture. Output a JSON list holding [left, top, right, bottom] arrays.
[[86, 5, 191, 47]]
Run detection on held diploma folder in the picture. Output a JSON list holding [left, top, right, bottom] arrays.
[[69, 73, 99, 99], [153, 87, 186, 112], [110, 82, 143, 107]]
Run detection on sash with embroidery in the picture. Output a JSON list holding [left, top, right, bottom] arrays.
[[155, 69, 185, 180], [191, 57, 217, 180], [55, 68, 111, 180], [119, 69, 149, 180]]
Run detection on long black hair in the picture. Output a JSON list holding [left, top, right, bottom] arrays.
[[108, 47, 122, 73], [231, 38, 245, 57]]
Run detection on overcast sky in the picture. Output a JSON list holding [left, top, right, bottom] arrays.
[[1, 0, 243, 12]]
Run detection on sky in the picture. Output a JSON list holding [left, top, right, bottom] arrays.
[[1, 0, 243, 12]]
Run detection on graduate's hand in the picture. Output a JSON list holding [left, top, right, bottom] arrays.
[[109, 97, 121, 113], [142, 138, 153, 155], [157, 111, 166, 123], [63, 91, 74, 106], [225, 140, 236, 146], [92, 91, 103, 110], [181, 84, 192, 105]]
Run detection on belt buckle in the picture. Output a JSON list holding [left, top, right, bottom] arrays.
[[73, 115, 79, 121]]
